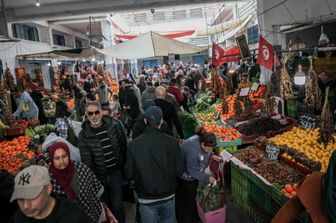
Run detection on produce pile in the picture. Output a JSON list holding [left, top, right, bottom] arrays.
[[234, 147, 303, 185], [203, 123, 240, 142], [281, 184, 298, 198], [269, 127, 336, 172], [194, 113, 218, 124], [237, 117, 287, 136], [9, 119, 39, 129], [0, 136, 35, 174], [221, 95, 238, 120], [25, 124, 56, 139]]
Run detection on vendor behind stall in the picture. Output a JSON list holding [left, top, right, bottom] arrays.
[[12, 87, 39, 120]]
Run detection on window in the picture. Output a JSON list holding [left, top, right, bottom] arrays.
[[12, 24, 39, 42], [190, 8, 202, 18], [172, 10, 187, 20], [27, 27, 39, 42], [153, 12, 165, 21], [247, 25, 259, 45], [53, 34, 66, 46], [75, 39, 83, 48]]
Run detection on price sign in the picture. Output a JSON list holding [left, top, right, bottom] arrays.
[[239, 87, 250, 96], [265, 144, 280, 161], [251, 83, 259, 91], [298, 114, 316, 129]]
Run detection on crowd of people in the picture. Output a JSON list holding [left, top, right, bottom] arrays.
[[1, 59, 335, 223]]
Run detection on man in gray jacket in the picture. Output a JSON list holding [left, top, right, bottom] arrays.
[[94, 81, 113, 106]]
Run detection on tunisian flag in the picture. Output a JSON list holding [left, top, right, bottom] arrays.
[[256, 35, 274, 71], [212, 42, 225, 67]]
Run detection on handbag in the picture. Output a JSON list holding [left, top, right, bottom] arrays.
[[65, 118, 78, 147], [99, 202, 118, 223]]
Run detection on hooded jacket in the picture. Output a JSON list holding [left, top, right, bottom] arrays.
[[141, 86, 156, 104], [13, 197, 90, 223]]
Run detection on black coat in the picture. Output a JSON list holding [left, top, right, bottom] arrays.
[[13, 197, 90, 223], [132, 114, 172, 140], [78, 116, 128, 184], [30, 91, 47, 124], [124, 86, 140, 119], [127, 128, 184, 199], [155, 99, 184, 139]]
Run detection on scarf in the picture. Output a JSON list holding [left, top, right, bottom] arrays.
[[49, 141, 77, 200], [322, 150, 336, 222]]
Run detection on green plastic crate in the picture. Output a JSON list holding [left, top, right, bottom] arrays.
[[286, 99, 297, 118], [248, 180, 273, 214], [248, 197, 273, 223]]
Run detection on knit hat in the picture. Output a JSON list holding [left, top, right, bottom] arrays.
[[10, 165, 50, 202], [144, 106, 163, 122]]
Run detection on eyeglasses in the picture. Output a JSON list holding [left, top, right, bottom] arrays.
[[87, 110, 100, 116]]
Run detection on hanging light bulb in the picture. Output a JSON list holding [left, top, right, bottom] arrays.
[[36, 0, 40, 7], [294, 65, 306, 85], [57, 61, 61, 65], [47, 62, 51, 67], [91, 57, 96, 62]]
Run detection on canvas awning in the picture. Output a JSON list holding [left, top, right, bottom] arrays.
[[99, 31, 208, 59]]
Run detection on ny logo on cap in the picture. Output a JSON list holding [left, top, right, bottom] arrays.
[[18, 173, 31, 186]]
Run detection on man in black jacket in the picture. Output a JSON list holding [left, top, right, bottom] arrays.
[[127, 106, 184, 222], [11, 165, 89, 223], [155, 86, 184, 139], [78, 101, 127, 223]]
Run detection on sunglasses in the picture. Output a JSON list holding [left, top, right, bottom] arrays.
[[87, 110, 100, 116]]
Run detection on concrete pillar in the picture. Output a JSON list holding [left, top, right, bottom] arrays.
[[101, 19, 118, 79], [48, 23, 54, 46], [0, 0, 9, 37]]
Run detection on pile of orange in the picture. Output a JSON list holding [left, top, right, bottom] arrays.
[[281, 184, 297, 198], [203, 123, 240, 140], [0, 136, 34, 174]]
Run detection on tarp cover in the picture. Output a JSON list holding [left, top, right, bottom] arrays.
[[99, 31, 208, 59]]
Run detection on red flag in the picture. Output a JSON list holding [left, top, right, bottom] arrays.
[[256, 35, 274, 71], [212, 42, 225, 67]]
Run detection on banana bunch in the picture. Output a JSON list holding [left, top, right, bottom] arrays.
[[25, 127, 36, 140]]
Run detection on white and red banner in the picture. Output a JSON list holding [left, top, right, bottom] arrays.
[[115, 30, 195, 41], [256, 35, 274, 71], [212, 42, 226, 67]]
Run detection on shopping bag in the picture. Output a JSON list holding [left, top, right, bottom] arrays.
[[99, 202, 118, 223]]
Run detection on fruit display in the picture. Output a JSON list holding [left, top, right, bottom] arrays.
[[194, 112, 218, 124], [304, 70, 322, 111], [280, 52, 294, 100], [9, 119, 39, 129], [281, 184, 297, 198], [221, 95, 238, 120], [203, 123, 240, 140], [66, 98, 75, 109], [0, 136, 35, 174], [269, 127, 336, 172], [237, 117, 288, 136], [234, 147, 303, 185]]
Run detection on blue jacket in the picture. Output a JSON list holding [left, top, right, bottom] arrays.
[[180, 135, 211, 185]]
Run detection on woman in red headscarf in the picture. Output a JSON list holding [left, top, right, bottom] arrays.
[[48, 141, 103, 223]]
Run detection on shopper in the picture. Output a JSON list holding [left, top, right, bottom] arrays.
[[167, 78, 183, 107], [30, 83, 47, 124], [137, 75, 147, 94], [10, 165, 89, 223], [124, 81, 141, 127], [141, 85, 156, 104], [155, 86, 184, 139], [94, 80, 113, 107], [54, 100, 71, 141], [176, 126, 218, 223], [110, 94, 121, 117], [272, 150, 336, 223], [12, 87, 39, 120], [78, 101, 127, 223], [48, 142, 103, 223], [83, 75, 95, 93], [127, 106, 184, 223]]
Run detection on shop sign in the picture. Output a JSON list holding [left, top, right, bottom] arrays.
[[265, 144, 280, 161], [250, 83, 259, 91]]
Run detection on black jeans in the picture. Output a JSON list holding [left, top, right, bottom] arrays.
[[175, 178, 199, 223], [103, 169, 125, 223]]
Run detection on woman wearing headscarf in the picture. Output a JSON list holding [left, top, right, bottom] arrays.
[[175, 126, 220, 223], [48, 142, 103, 223], [272, 150, 336, 223]]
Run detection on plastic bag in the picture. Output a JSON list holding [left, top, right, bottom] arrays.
[[42, 132, 81, 161]]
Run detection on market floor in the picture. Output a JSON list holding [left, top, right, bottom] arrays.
[[124, 192, 253, 223]]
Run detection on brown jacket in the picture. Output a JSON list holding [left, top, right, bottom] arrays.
[[272, 172, 329, 223]]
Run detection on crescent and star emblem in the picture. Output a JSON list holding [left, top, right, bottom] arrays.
[[262, 46, 270, 60]]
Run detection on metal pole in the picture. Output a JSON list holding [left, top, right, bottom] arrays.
[[89, 16, 92, 46]]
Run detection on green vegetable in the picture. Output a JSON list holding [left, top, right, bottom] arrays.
[[178, 111, 197, 132]]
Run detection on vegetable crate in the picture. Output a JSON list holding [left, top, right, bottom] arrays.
[[231, 163, 249, 211]]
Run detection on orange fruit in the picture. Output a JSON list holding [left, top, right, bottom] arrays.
[[285, 184, 294, 193]]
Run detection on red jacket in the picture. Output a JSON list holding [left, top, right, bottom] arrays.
[[167, 83, 183, 104]]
